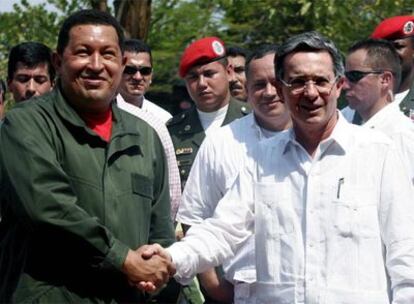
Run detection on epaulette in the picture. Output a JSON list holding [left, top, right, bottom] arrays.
[[167, 111, 189, 127]]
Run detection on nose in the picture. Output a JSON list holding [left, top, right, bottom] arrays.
[[132, 70, 143, 81], [302, 81, 319, 98], [263, 82, 277, 98], [197, 75, 207, 89], [88, 53, 104, 72], [25, 79, 36, 98], [342, 78, 351, 90]]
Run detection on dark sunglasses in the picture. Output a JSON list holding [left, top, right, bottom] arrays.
[[344, 70, 383, 83], [123, 65, 152, 76]]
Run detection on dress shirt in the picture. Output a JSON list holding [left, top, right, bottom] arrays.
[[141, 97, 172, 124], [340, 106, 356, 123], [117, 95, 181, 219], [178, 113, 282, 301], [168, 112, 414, 303], [363, 103, 414, 182]]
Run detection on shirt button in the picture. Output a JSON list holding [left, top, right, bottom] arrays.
[[309, 243, 314, 247]]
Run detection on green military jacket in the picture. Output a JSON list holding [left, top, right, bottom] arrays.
[[0, 86, 175, 303], [400, 80, 414, 118], [168, 98, 250, 188]]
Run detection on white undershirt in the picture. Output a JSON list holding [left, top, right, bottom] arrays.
[[197, 104, 229, 136]]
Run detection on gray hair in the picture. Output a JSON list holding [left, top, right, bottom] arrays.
[[275, 31, 344, 80]]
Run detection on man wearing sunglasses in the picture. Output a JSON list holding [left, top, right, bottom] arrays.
[[343, 39, 414, 181], [117, 39, 172, 124]]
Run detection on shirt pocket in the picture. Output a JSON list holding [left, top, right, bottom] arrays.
[[255, 182, 294, 239], [131, 173, 154, 202], [330, 188, 379, 239]]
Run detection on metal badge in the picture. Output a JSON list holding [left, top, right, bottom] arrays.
[[176, 147, 193, 155]]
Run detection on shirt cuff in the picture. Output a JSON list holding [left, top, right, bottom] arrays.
[[167, 243, 195, 285], [102, 238, 130, 271]]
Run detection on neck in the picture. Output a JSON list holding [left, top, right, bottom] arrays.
[[359, 97, 390, 122], [399, 68, 414, 92], [197, 93, 231, 113], [122, 93, 144, 108], [255, 112, 292, 132], [293, 113, 338, 157]]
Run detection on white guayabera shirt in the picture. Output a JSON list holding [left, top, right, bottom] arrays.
[[363, 102, 414, 183], [168, 112, 414, 304], [177, 113, 283, 303]]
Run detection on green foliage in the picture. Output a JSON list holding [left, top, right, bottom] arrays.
[[0, 0, 90, 81], [2, 0, 414, 99]]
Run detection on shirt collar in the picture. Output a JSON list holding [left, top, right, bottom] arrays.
[[280, 111, 351, 156], [363, 103, 399, 129]]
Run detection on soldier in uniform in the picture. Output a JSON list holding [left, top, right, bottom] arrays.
[[168, 37, 250, 189]]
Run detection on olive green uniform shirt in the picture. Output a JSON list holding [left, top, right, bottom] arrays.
[[168, 98, 250, 188], [0, 87, 175, 303]]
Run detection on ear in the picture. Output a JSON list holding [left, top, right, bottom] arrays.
[[381, 71, 393, 87], [52, 52, 62, 74], [226, 62, 235, 81], [333, 76, 345, 99]]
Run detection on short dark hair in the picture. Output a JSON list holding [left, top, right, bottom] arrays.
[[245, 44, 278, 77], [348, 38, 401, 93], [226, 46, 249, 58], [57, 9, 125, 55], [276, 31, 344, 81], [124, 39, 152, 65], [7, 42, 55, 81]]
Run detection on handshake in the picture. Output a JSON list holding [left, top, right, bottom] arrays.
[[122, 244, 175, 293]]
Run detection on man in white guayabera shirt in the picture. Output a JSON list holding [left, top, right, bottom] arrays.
[[139, 32, 414, 304], [343, 38, 414, 183], [176, 45, 291, 303]]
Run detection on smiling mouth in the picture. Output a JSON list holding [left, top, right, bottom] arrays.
[[300, 103, 321, 112], [81, 76, 105, 87]]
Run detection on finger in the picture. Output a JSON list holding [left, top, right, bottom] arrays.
[[141, 244, 162, 259], [138, 281, 157, 292]]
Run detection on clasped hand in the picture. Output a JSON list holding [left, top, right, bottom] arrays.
[[122, 244, 175, 293]]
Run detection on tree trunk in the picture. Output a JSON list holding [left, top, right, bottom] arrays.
[[90, 0, 108, 12], [114, 0, 152, 40]]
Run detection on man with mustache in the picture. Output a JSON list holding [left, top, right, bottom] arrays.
[[227, 46, 248, 102], [0, 9, 174, 303], [117, 39, 172, 124], [7, 41, 55, 103]]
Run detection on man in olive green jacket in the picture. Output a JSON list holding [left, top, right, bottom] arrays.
[[0, 10, 175, 303]]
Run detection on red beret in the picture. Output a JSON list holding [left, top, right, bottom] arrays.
[[371, 15, 414, 40], [179, 37, 226, 78]]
